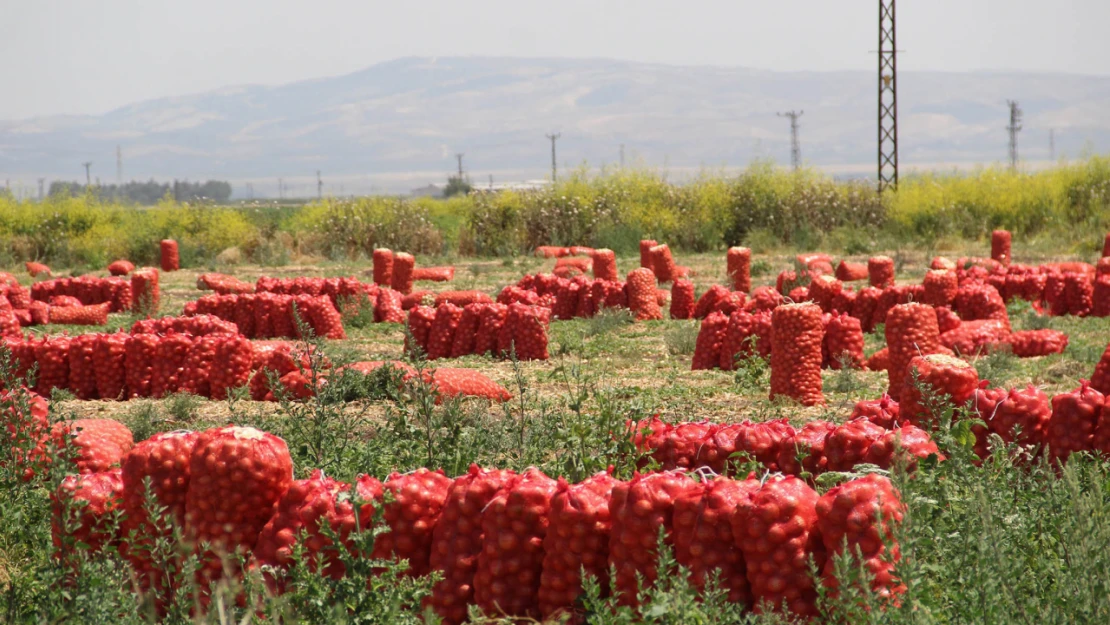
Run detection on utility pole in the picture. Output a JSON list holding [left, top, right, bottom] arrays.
[[82, 162, 92, 187], [878, 0, 899, 193], [455, 153, 464, 178], [316, 170, 323, 199], [278, 178, 284, 200], [1049, 128, 1056, 162], [1006, 100, 1023, 171], [37, 178, 45, 201], [620, 144, 625, 168], [488, 174, 493, 189], [247, 183, 254, 199], [546, 133, 561, 182], [116, 145, 123, 186], [777, 110, 804, 171]]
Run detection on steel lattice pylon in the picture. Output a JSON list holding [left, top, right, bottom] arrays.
[[878, 0, 898, 193]]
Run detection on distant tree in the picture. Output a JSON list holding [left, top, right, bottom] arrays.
[[444, 175, 472, 198], [45, 179, 233, 204]]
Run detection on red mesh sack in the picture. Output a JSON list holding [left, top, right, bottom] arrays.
[[591, 248, 619, 281], [953, 284, 1010, 329], [851, 394, 902, 429], [538, 471, 619, 620], [159, 240, 180, 272], [184, 427, 293, 591], [448, 303, 484, 358], [923, 269, 959, 307], [862, 424, 942, 471], [92, 332, 128, 400], [732, 476, 825, 618], [609, 471, 699, 607], [120, 430, 198, 598], [719, 310, 761, 371], [391, 252, 415, 294], [692, 311, 728, 371], [823, 312, 864, 369], [777, 420, 837, 476], [639, 239, 658, 268], [52, 469, 123, 559], [746, 286, 784, 313], [736, 419, 795, 471], [34, 335, 71, 396], [124, 333, 159, 398], [426, 465, 516, 625], [26, 261, 51, 278], [209, 334, 253, 400], [1002, 329, 1069, 357], [150, 332, 192, 398], [809, 275, 843, 313], [131, 269, 160, 316], [988, 385, 1051, 448], [901, 354, 980, 429], [694, 285, 730, 320], [64, 334, 98, 400], [824, 418, 886, 471], [654, 421, 717, 470], [405, 305, 436, 358], [426, 303, 463, 360], [254, 471, 381, 587], [372, 248, 393, 286], [816, 475, 905, 600], [1045, 381, 1103, 465], [868, 256, 895, 288], [412, 266, 455, 283], [374, 288, 405, 323], [428, 368, 512, 402], [693, 423, 745, 474], [505, 303, 550, 361], [885, 303, 942, 400], [52, 418, 134, 475], [728, 246, 752, 292], [371, 468, 452, 577], [990, 230, 1011, 266], [649, 244, 678, 283], [473, 469, 557, 620], [626, 268, 662, 321], [852, 286, 882, 332], [835, 260, 869, 282], [940, 319, 1010, 356], [670, 279, 696, 319], [473, 303, 508, 356], [770, 303, 825, 406], [674, 477, 759, 606]]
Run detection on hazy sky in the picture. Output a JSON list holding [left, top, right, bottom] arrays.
[[3, 0, 1109, 119]]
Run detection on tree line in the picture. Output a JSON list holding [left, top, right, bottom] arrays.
[[49, 179, 233, 204]]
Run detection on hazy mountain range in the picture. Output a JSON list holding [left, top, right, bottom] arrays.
[[1, 56, 1108, 197]]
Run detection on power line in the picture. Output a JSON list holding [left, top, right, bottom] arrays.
[[546, 133, 561, 182], [777, 110, 804, 171], [878, 0, 899, 193], [1007, 100, 1023, 171]]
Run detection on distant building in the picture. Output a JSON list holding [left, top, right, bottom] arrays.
[[410, 183, 444, 198], [470, 180, 553, 194]]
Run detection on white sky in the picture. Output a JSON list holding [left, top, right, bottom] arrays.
[[3, 0, 1109, 119]]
